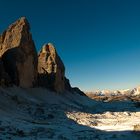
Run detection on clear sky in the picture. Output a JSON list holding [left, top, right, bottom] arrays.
[[0, 0, 140, 91]]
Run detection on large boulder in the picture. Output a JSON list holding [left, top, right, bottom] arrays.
[[0, 17, 38, 88], [38, 43, 65, 92]]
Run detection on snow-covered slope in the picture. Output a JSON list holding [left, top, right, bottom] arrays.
[[0, 87, 139, 140], [131, 86, 140, 96]]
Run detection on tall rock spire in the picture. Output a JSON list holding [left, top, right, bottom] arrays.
[[38, 43, 65, 92], [0, 17, 38, 87]]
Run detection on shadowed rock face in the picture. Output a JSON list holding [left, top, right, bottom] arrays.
[[38, 43, 65, 92], [0, 17, 84, 94], [0, 59, 11, 86], [0, 17, 38, 88]]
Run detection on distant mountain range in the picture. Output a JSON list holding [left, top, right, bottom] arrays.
[[86, 86, 140, 96]]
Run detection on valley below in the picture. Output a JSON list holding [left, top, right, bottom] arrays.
[[0, 87, 139, 140]]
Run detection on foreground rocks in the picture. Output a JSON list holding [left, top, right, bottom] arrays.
[[0, 17, 38, 88]]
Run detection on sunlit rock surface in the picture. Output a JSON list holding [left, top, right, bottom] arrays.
[[0, 17, 38, 88]]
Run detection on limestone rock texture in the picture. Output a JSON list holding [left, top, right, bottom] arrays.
[[0, 17, 38, 88], [0, 17, 83, 94], [38, 43, 65, 92]]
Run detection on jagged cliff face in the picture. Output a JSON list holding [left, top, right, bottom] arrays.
[[0, 17, 79, 93], [0, 17, 38, 88], [38, 43, 65, 92]]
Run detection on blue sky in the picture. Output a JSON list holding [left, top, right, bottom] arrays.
[[0, 0, 140, 91]]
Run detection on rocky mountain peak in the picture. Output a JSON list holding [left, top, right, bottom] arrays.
[[0, 17, 83, 94], [0, 17, 38, 88], [41, 43, 56, 54], [8, 16, 30, 30], [0, 17, 31, 55], [38, 43, 65, 92]]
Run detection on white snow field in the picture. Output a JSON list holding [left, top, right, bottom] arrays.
[[0, 87, 139, 140]]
